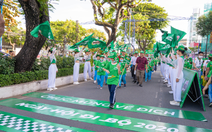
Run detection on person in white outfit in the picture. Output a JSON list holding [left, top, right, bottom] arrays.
[[48, 47, 58, 91], [193, 51, 204, 80], [170, 45, 187, 106], [73, 48, 84, 85], [84, 49, 93, 81]]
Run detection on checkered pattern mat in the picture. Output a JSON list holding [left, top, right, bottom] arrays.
[[0, 114, 76, 132]]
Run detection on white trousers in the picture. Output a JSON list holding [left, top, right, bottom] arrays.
[[168, 66, 172, 85], [160, 63, 165, 77], [48, 64, 58, 88], [164, 64, 169, 80], [173, 72, 183, 102], [84, 61, 91, 79], [73, 63, 79, 82]]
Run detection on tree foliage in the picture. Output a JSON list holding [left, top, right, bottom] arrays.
[[2, 0, 21, 28], [118, 2, 168, 51], [3, 24, 26, 51], [90, 0, 143, 45], [86, 28, 107, 41]]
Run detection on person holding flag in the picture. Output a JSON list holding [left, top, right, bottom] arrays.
[[102, 54, 121, 109], [104, 51, 110, 85], [131, 51, 138, 83], [47, 46, 58, 91], [73, 48, 85, 85], [118, 56, 128, 88], [96, 55, 107, 89], [170, 45, 187, 106], [84, 49, 93, 81]]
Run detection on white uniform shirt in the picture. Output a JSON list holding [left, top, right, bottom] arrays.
[[194, 57, 203, 68], [131, 56, 138, 65], [203, 60, 210, 71]]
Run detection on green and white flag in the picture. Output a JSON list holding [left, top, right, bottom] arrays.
[[73, 33, 94, 47], [88, 38, 106, 49], [30, 21, 54, 39], [171, 26, 186, 47], [146, 50, 154, 54]]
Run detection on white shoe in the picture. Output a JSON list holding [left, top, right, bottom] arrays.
[[73, 82, 79, 85], [85, 79, 87, 82], [53, 87, 58, 90], [163, 80, 168, 83], [100, 87, 102, 89], [47, 88, 53, 91], [169, 91, 173, 94], [167, 84, 171, 88], [89, 77, 93, 80], [94, 81, 97, 84], [170, 101, 180, 106]]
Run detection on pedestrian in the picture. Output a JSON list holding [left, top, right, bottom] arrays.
[[47, 47, 58, 91], [170, 45, 187, 106], [84, 49, 93, 81], [102, 55, 121, 109], [131, 51, 138, 83], [93, 52, 100, 84], [134, 51, 148, 87], [104, 52, 109, 85], [118, 56, 128, 88], [73, 48, 84, 85], [96, 55, 107, 89], [193, 51, 204, 80]]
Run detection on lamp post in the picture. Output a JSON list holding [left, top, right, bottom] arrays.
[[0, 0, 3, 51]]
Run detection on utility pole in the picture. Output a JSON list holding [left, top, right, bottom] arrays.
[[76, 20, 79, 43]]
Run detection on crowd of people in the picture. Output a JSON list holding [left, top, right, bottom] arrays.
[[47, 44, 212, 109]]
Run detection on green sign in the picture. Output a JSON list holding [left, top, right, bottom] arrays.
[[0, 110, 92, 132], [0, 98, 211, 132], [23, 92, 207, 122], [180, 68, 206, 111]]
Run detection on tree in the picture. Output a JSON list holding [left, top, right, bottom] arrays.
[[118, 2, 168, 51], [15, 0, 58, 73], [86, 28, 107, 41], [3, 25, 26, 51], [90, 0, 142, 45], [2, 0, 21, 29], [196, 11, 212, 57], [50, 20, 87, 55]]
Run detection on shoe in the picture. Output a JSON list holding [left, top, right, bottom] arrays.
[[209, 103, 212, 107], [118, 86, 121, 88], [203, 94, 209, 98], [109, 103, 114, 109], [47, 88, 53, 91], [94, 81, 97, 84], [85, 79, 87, 82], [105, 83, 107, 85], [124, 84, 126, 87], [170, 101, 180, 106], [73, 82, 79, 85], [53, 87, 58, 90], [163, 80, 168, 84], [133, 80, 136, 83], [139, 84, 142, 87], [169, 91, 173, 94], [100, 87, 103, 89], [89, 77, 93, 80], [136, 82, 139, 85], [167, 84, 171, 88]]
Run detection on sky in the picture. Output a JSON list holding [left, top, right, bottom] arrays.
[[17, 0, 212, 42]]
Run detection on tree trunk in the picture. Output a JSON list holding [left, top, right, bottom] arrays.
[[15, 0, 49, 73], [107, 27, 117, 45]]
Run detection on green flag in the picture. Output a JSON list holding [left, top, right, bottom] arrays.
[[88, 38, 106, 49], [171, 26, 186, 42], [146, 50, 154, 54], [30, 21, 54, 39], [73, 34, 94, 47], [160, 29, 168, 42], [66, 45, 78, 51]]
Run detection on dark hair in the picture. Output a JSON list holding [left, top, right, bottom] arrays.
[[9, 51, 13, 53], [48, 49, 52, 53], [178, 47, 187, 54], [209, 57, 212, 61], [199, 51, 203, 54]]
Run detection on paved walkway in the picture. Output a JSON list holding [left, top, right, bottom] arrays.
[[0, 69, 211, 132]]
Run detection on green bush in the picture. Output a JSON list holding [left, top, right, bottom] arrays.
[[0, 55, 15, 75]]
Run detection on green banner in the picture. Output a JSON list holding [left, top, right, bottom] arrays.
[[0, 98, 211, 132], [23, 92, 207, 122], [0, 110, 92, 132], [180, 68, 206, 111], [88, 38, 106, 49]]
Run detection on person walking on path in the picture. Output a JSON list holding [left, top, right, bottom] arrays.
[[84, 49, 93, 81], [102, 54, 121, 109], [134, 51, 148, 87], [131, 51, 138, 83]]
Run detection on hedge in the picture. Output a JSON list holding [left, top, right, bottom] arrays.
[[0, 64, 84, 87]]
